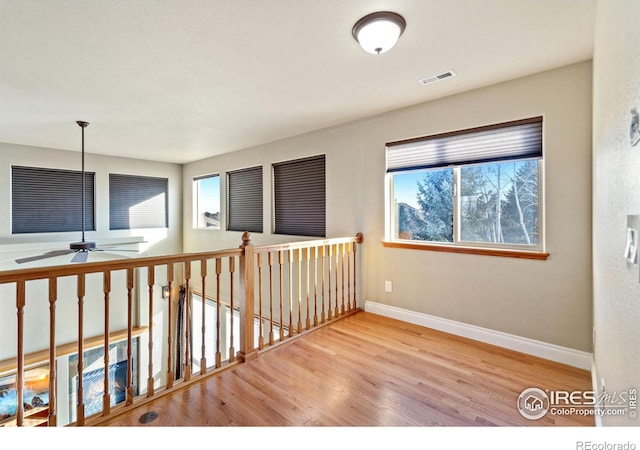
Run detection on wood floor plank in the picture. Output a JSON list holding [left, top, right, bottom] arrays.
[[100, 311, 594, 427]]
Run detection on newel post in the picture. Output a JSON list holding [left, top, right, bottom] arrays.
[[238, 232, 257, 362]]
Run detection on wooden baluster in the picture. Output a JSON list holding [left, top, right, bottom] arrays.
[[321, 245, 326, 323], [16, 281, 25, 427], [48, 278, 57, 427], [305, 248, 310, 330], [238, 232, 255, 361], [297, 248, 302, 333], [327, 244, 333, 321], [229, 256, 236, 362], [288, 249, 294, 336], [341, 243, 346, 315], [353, 240, 358, 311], [278, 251, 284, 341], [102, 272, 112, 415], [146, 266, 155, 396], [76, 274, 85, 425], [354, 233, 363, 310], [334, 244, 339, 318], [347, 242, 352, 311], [200, 260, 207, 375], [215, 258, 222, 368], [268, 252, 275, 346], [313, 246, 318, 327], [126, 268, 134, 406], [166, 263, 174, 388], [184, 261, 192, 381], [257, 253, 264, 350]]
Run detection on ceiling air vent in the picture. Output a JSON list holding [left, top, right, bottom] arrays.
[[419, 70, 457, 85]]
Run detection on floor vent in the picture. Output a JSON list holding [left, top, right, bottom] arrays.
[[419, 70, 457, 85], [139, 411, 159, 424]]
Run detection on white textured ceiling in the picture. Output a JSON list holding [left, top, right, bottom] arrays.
[[0, 0, 597, 164]]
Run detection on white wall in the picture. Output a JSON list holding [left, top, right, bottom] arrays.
[[183, 61, 593, 352], [0, 143, 183, 255], [592, 0, 640, 426], [0, 143, 183, 361]]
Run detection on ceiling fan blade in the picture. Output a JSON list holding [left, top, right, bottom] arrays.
[[95, 248, 140, 252], [71, 251, 89, 263], [15, 249, 75, 264], [97, 241, 147, 248]]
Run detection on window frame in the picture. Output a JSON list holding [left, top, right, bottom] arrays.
[[193, 173, 221, 230], [11, 165, 96, 235], [109, 173, 168, 230], [384, 118, 547, 260], [272, 154, 326, 238], [226, 165, 263, 234]]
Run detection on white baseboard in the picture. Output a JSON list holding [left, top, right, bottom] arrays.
[[364, 301, 593, 370]]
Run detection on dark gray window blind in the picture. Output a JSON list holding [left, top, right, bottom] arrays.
[[109, 173, 168, 230], [273, 155, 325, 237], [12, 165, 95, 234], [227, 166, 263, 233], [386, 116, 543, 172]]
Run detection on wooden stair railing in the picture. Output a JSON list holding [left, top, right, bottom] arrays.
[[0, 232, 363, 427], [252, 233, 364, 351]]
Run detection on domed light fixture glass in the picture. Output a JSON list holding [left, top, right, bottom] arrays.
[[352, 11, 406, 55]]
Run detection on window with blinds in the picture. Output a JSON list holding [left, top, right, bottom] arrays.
[[227, 166, 263, 233], [11, 165, 96, 234], [386, 117, 543, 172], [273, 155, 326, 237], [386, 117, 544, 251], [109, 173, 168, 230]]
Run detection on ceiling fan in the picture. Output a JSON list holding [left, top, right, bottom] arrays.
[[14, 121, 144, 265]]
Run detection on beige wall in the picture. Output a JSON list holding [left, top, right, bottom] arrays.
[[592, 0, 640, 426], [0, 143, 183, 360], [183, 61, 593, 352]]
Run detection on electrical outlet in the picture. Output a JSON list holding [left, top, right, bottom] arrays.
[[385, 280, 393, 292]]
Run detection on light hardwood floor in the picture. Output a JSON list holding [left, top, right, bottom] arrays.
[[101, 311, 594, 427]]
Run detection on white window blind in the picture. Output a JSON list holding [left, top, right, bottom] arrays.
[[386, 117, 543, 173]]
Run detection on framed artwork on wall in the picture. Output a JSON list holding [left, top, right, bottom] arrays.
[[0, 364, 49, 424]]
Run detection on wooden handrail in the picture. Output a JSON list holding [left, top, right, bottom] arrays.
[[0, 232, 363, 427], [0, 248, 243, 284], [254, 233, 363, 254]]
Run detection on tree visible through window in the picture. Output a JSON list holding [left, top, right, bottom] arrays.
[[388, 117, 543, 250], [460, 160, 538, 245]]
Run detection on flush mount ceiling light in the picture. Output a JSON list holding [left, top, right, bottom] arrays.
[[352, 11, 406, 55]]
